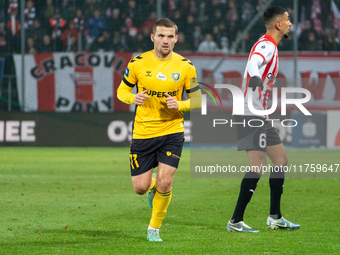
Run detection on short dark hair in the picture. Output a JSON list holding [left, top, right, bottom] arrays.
[[152, 18, 178, 35], [263, 6, 287, 25]]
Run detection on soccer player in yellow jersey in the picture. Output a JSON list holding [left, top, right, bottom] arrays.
[[117, 18, 201, 241]]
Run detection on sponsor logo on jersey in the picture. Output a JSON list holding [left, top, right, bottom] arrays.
[[125, 68, 129, 77], [144, 89, 180, 97], [171, 73, 181, 82], [156, 72, 167, 81]]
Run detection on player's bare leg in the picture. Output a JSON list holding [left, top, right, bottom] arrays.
[[131, 169, 154, 195], [246, 150, 267, 175], [266, 144, 300, 230], [147, 162, 176, 241]]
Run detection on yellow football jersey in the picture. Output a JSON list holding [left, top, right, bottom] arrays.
[[117, 50, 201, 139]]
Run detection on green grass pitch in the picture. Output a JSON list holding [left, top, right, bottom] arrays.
[[0, 147, 339, 254]]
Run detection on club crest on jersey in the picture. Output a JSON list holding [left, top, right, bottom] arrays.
[[171, 73, 181, 82], [267, 72, 275, 81], [156, 72, 167, 81]]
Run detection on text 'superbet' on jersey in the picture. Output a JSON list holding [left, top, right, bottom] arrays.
[[117, 50, 200, 139]]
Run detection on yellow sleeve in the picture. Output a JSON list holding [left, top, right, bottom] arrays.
[[178, 64, 201, 112], [117, 82, 135, 104], [117, 59, 138, 104], [178, 86, 201, 112]]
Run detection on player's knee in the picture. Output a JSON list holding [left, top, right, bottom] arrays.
[[157, 177, 172, 192], [273, 154, 288, 167], [133, 186, 148, 195]]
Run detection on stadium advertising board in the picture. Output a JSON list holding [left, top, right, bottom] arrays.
[[291, 113, 327, 147], [0, 112, 134, 146], [0, 112, 192, 146]]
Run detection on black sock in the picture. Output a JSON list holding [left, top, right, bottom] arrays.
[[231, 171, 261, 223], [269, 166, 285, 219]]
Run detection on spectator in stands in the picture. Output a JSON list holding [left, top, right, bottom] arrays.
[[175, 32, 193, 52], [305, 32, 321, 51], [83, 0, 95, 20], [172, 10, 185, 32], [0, 22, 14, 56], [119, 25, 134, 52], [133, 32, 149, 52], [60, 20, 79, 51], [167, 0, 185, 18], [61, 1, 77, 24], [39, 34, 53, 52], [220, 36, 229, 53], [323, 28, 338, 51], [212, 22, 230, 53], [43, 0, 54, 29], [208, 10, 225, 33], [49, 9, 66, 52], [125, 0, 142, 26], [256, 0, 267, 11], [24, 0, 36, 30], [237, 31, 252, 53], [278, 33, 293, 51], [26, 36, 37, 54], [141, 11, 157, 34], [28, 19, 46, 46], [198, 33, 218, 52], [85, 8, 108, 50], [205, 0, 227, 17], [105, 0, 127, 18], [107, 31, 124, 52], [241, 2, 255, 29], [73, 9, 86, 32], [298, 20, 319, 51], [187, 0, 199, 18], [70, 8, 86, 50], [90, 30, 111, 51], [193, 25, 204, 50], [140, 25, 153, 50], [225, 0, 239, 42], [107, 8, 124, 35], [184, 14, 197, 46], [7, 0, 21, 53]]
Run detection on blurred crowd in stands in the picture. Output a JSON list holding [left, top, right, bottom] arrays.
[[1, 0, 340, 56]]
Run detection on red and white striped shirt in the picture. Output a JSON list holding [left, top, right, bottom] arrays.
[[241, 34, 278, 118]]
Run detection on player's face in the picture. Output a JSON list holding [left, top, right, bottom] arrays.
[[151, 26, 178, 59], [281, 12, 292, 38]]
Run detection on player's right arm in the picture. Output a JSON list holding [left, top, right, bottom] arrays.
[[117, 83, 150, 105], [246, 41, 274, 91], [117, 57, 150, 105]]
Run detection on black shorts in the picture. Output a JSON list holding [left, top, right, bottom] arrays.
[[235, 115, 282, 152], [129, 132, 185, 176]]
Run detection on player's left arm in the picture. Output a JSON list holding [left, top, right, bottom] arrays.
[[166, 65, 201, 111]]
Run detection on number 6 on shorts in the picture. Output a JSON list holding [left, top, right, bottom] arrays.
[[259, 133, 266, 148]]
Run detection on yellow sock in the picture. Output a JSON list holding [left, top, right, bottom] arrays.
[[149, 188, 172, 228], [144, 176, 156, 194]]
